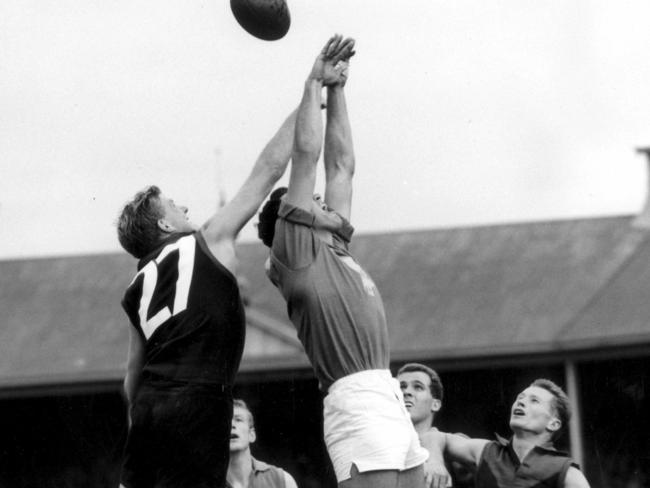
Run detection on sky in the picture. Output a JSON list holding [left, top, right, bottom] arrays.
[[2, 0, 650, 260]]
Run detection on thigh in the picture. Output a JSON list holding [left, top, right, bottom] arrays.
[[339, 465, 400, 488], [397, 464, 425, 488]]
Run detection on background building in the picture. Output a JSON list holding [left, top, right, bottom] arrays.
[[2, 169, 650, 487]]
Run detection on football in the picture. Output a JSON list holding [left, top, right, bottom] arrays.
[[230, 0, 291, 41]]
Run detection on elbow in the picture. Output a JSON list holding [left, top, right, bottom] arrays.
[[266, 163, 285, 183], [254, 153, 289, 183], [292, 145, 322, 168], [294, 131, 322, 159], [327, 154, 355, 180], [339, 154, 355, 176], [294, 143, 321, 160]]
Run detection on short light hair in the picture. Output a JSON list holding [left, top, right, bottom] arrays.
[[117, 185, 164, 259], [233, 398, 255, 428], [397, 363, 444, 401], [530, 378, 571, 440]]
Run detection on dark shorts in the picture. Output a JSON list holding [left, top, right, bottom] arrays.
[[120, 383, 233, 488]]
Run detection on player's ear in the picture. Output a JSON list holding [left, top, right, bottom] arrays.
[[157, 218, 174, 234], [547, 416, 561, 434], [249, 427, 257, 444], [431, 399, 442, 413]]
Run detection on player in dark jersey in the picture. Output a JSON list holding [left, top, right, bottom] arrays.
[[257, 35, 436, 488], [424, 379, 591, 488], [116, 106, 297, 488]]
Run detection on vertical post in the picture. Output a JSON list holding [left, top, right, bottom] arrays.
[[634, 147, 650, 228], [214, 147, 227, 209], [564, 360, 585, 467]]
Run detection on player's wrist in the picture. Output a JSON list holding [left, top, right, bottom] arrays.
[[305, 76, 324, 89]]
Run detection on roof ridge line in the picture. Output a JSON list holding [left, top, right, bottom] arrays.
[[555, 232, 650, 339]]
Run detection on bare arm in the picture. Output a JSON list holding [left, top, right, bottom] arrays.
[[324, 79, 355, 221], [199, 108, 297, 273], [285, 78, 323, 210], [564, 467, 590, 488], [124, 326, 144, 411], [285, 35, 356, 212], [421, 430, 489, 469], [419, 429, 452, 488]]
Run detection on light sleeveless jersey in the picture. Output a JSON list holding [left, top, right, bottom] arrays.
[[269, 202, 390, 390]]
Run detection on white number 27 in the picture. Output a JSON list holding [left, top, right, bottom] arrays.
[[131, 235, 195, 339]]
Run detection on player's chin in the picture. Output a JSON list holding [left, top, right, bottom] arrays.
[[333, 216, 345, 229], [509, 416, 524, 429]]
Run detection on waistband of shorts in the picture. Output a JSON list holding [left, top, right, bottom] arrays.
[[327, 369, 394, 394]]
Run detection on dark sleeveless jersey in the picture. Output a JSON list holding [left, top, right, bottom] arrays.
[[476, 435, 578, 488], [121, 231, 245, 386], [226, 457, 290, 488]]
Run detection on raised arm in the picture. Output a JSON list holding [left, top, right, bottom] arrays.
[[285, 35, 355, 211], [199, 108, 297, 269], [324, 63, 355, 220]]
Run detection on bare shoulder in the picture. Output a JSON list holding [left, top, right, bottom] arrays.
[[198, 228, 238, 275], [564, 466, 590, 488], [199, 195, 253, 244]]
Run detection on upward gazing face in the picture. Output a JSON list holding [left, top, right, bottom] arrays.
[[509, 386, 561, 437], [310, 194, 343, 231], [398, 371, 440, 426], [229, 406, 255, 453], [157, 194, 196, 234]]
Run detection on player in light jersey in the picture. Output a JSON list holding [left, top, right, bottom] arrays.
[[116, 105, 297, 488], [227, 399, 298, 488], [257, 35, 438, 488]]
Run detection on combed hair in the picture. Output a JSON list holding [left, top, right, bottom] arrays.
[[257, 186, 288, 247], [233, 398, 255, 428], [117, 185, 164, 259], [397, 362, 444, 402], [530, 378, 571, 440]]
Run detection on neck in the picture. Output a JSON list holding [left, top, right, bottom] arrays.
[[511, 429, 551, 461], [414, 418, 435, 437], [227, 449, 253, 488]]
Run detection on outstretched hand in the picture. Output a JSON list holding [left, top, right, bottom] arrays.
[[424, 458, 452, 488], [309, 34, 355, 86]]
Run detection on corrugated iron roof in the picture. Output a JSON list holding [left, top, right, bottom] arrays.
[[1, 215, 648, 389]]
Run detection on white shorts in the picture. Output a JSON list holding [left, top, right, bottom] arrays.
[[323, 369, 429, 482]]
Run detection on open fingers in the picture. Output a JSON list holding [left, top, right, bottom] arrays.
[[332, 38, 356, 63], [425, 472, 433, 488], [323, 34, 343, 57]]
